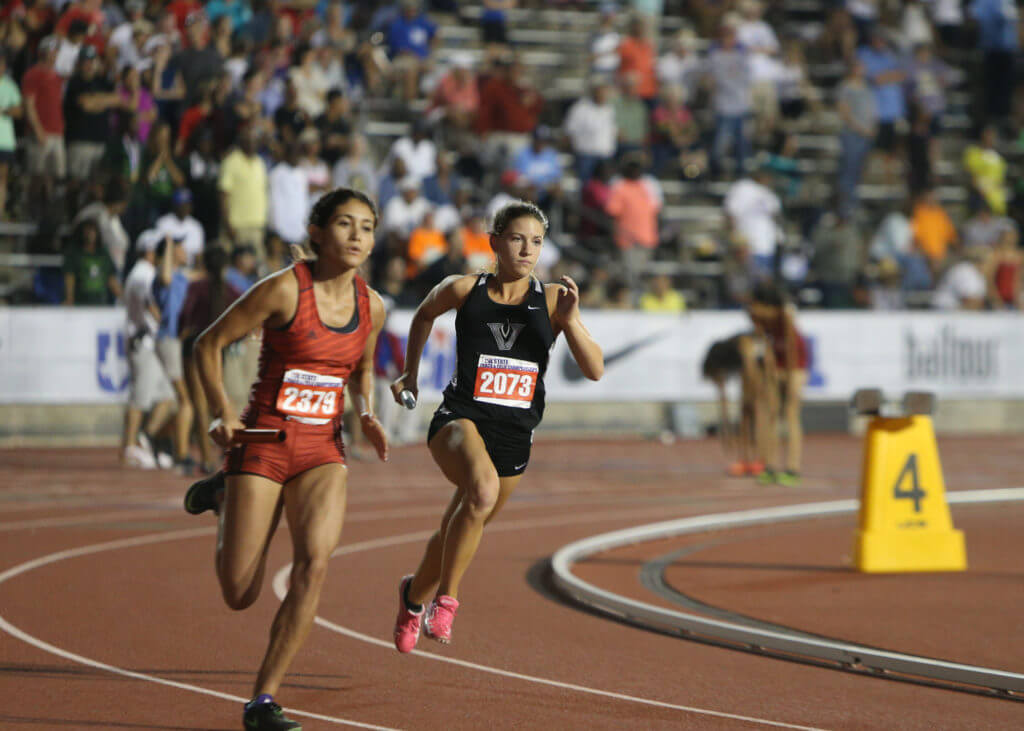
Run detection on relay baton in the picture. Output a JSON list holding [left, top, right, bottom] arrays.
[[234, 428, 286, 444], [400, 390, 417, 410]]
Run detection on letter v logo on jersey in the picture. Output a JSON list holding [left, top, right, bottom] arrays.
[[487, 320, 525, 352]]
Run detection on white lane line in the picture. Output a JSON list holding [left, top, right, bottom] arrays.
[[0, 527, 396, 730], [272, 508, 827, 731]]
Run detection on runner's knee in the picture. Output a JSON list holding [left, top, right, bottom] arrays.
[[464, 474, 500, 516], [290, 555, 331, 591], [220, 577, 261, 611]]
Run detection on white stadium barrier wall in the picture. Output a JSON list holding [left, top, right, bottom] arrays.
[[2, 308, 1023, 404]]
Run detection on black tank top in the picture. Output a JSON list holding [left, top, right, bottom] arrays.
[[441, 273, 555, 432]]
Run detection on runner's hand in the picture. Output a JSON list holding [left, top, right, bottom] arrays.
[[554, 275, 580, 327], [360, 413, 390, 462], [390, 375, 418, 406], [209, 416, 244, 449]]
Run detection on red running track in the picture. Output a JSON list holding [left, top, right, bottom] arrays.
[[0, 435, 1021, 729]]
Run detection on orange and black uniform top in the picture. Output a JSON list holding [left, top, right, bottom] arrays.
[[247, 261, 373, 426]]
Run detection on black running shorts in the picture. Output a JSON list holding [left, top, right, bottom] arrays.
[[427, 405, 532, 478]]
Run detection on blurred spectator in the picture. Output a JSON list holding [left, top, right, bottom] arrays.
[[218, 126, 268, 259], [907, 43, 953, 155], [963, 124, 1007, 215], [606, 155, 662, 280], [377, 155, 409, 210], [650, 83, 701, 177], [762, 133, 802, 202], [173, 11, 222, 104], [871, 203, 933, 292], [64, 45, 122, 185], [564, 77, 616, 185], [457, 210, 495, 270], [274, 80, 312, 148], [970, 0, 1019, 122], [62, 218, 120, 305], [211, 14, 233, 59], [932, 0, 966, 51], [175, 79, 214, 156], [388, 118, 437, 181], [332, 133, 378, 195], [206, 0, 253, 34], [776, 40, 815, 124], [118, 64, 156, 143], [911, 187, 957, 273], [836, 58, 877, 216], [724, 166, 781, 280], [810, 209, 863, 308], [737, 0, 781, 139], [962, 201, 1016, 253], [299, 130, 330, 203], [225, 244, 258, 293], [387, 0, 437, 100], [982, 227, 1022, 308], [55, 20, 89, 78], [150, 34, 186, 128], [706, 22, 753, 178], [857, 30, 906, 180], [290, 43, 329, 118], [866, 257, 905, 310], [142, 121, 186, 220], [656, 28, 701, 102], [22, 36, 66, 191], [578, 158, 615, 255], [639, 273, 685, 312], [480, 1, 514, 60], [900, 0, 933, 52], [156, 187, 204, 265], [588, 5, 621, 75], [617, 15, 657, 105], [846, 0, 879, 45], [476, 56, 543, 162], [613, 73, 649, 158], [0, 52, 22, 219], [423, 152, 461, 207], [429, 53, 479, 134], [269, 144, 310, 245], [932, 250, 987, 310], [73, 181, 130, 275], [486, 169, 525, 227], [383, 176, 431, 240], [316, 89, 351, 167], [405, 209, 447, 278], [109, 2, 147, 68], [512, 125, 561, 204], [605, 278, 633, 309], [186, 129, 221, 242]]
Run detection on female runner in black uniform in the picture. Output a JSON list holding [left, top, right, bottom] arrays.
[[390, 201, 604, 651]]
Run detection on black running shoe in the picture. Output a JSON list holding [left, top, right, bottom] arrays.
[[243, 696, 302, 730], [183, 470, 225, 515]]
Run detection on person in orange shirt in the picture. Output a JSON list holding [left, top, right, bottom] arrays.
[[605, 155, 662, 281], [457, 211, 496, 269], [911, 187, 958, 272], [406, 210, 448, 279], [617, 15, 658, 104]]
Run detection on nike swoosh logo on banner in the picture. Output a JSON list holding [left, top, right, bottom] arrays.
[[562, 331, 669, 382]]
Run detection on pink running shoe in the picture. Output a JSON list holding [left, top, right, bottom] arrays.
[[393, 575, 423, 654], [423, 595, 459, 644]]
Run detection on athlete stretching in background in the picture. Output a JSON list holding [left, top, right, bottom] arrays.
[[701, 331, 775, 477], [186, 189, 388, 730], [390, 200, 604, 652]]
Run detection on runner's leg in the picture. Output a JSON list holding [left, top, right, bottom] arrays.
[[252, 463, 348, 697], [217, 474, 285, 610]]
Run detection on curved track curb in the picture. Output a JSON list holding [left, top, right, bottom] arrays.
[[550, 488, 1024, 696]]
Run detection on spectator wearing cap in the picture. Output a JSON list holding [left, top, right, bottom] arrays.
[[706, 21, 753, 178], [388, 119, 438, 182], [476, 56, 543, 165], [173, 11, 223, 104], [156, 188, 205, 265], [332, 133, 378, 198], [74, 181, 131, 275], [429, 53, 479, 133], [218, 126, 268, 260], [316, 89, 352, 167], [617, 15, 658, 105], [62, 218, 121, 305], [564, 77, 617, 185], [22, 37, 67, 186], [512, 125, 563, 208], [0, 53, 22, 219], [269, 144, 310, 246], [383, 176, 432, 241], [64, 44, 124, 183], [387, 0, 438, 100]]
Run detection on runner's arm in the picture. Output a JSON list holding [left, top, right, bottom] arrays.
[[351, 289, 389, 462], [547, 277, 603, 381], [194, 271, 295, 436], [391, 273, 476, 401]]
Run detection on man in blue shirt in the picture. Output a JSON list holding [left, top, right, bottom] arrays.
[[971, 0, 1019, 120], [857, 30, 906, 180], [388, 0, 437, 100], [512, 125, 564, 224], [152, 234, 195, 472]]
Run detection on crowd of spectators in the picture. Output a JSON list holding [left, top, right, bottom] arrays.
[[0, 0, 1022, 314]]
